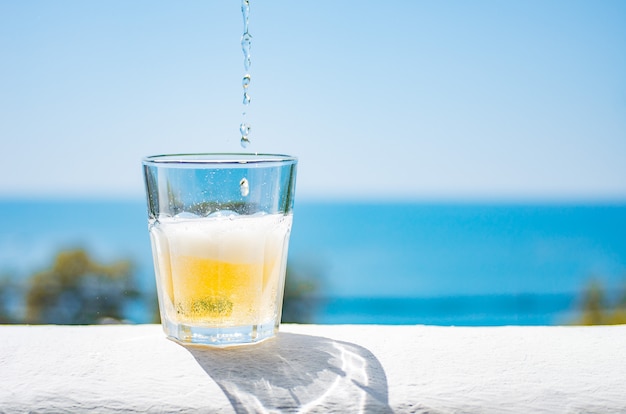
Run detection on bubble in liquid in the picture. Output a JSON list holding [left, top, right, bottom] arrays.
[[239, 178, 250, 197]]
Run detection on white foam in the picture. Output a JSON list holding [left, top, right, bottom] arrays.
[[156, 213, 292, 264]]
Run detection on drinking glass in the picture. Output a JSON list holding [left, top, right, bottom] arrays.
[[143, 153, 297, 346]]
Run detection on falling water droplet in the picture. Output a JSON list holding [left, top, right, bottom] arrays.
[[243, 92, 251, 105], [240, 122, 250, 137], [241, 32, 252, 72], [242, 74, 251, 89], [240, 178, 250, 197], [240, 136, 250, 148]]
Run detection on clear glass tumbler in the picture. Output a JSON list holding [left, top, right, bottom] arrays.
[[142, 153, 297, 346]]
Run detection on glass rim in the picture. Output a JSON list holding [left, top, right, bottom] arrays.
[[142, 152, 297, 166]]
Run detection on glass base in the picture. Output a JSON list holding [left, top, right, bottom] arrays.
[[162, 318, 279, 347]]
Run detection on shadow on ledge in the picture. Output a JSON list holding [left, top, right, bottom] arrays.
[[185, 332, 392, 413]]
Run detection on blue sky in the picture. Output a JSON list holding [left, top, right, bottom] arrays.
[[1, 1, 625, 201]]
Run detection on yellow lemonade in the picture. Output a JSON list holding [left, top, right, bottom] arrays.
[[149, 213, 292, 327]]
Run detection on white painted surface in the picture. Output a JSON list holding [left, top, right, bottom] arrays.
[[1, 324, 625, 413]]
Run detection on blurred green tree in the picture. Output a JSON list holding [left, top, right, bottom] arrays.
[[575, 279, 626, 325], [24, 249, 139, 324], [281, 264, 321, 323], [0, 275, 17, 324]]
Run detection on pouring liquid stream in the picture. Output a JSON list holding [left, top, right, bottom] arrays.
[[240, 0, 252, 148]]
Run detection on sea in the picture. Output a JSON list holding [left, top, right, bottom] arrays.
[[1, 199, 625, 326]]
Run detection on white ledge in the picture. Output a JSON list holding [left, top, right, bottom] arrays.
[[1, 324, 626, 413]]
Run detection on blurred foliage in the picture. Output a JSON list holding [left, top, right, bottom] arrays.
[[24, 249, 139, 324], [573, 279, 626, 325], [0, 248, 140, 325], [0, 275, 17, 324], [282, 263, 321, 323]]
